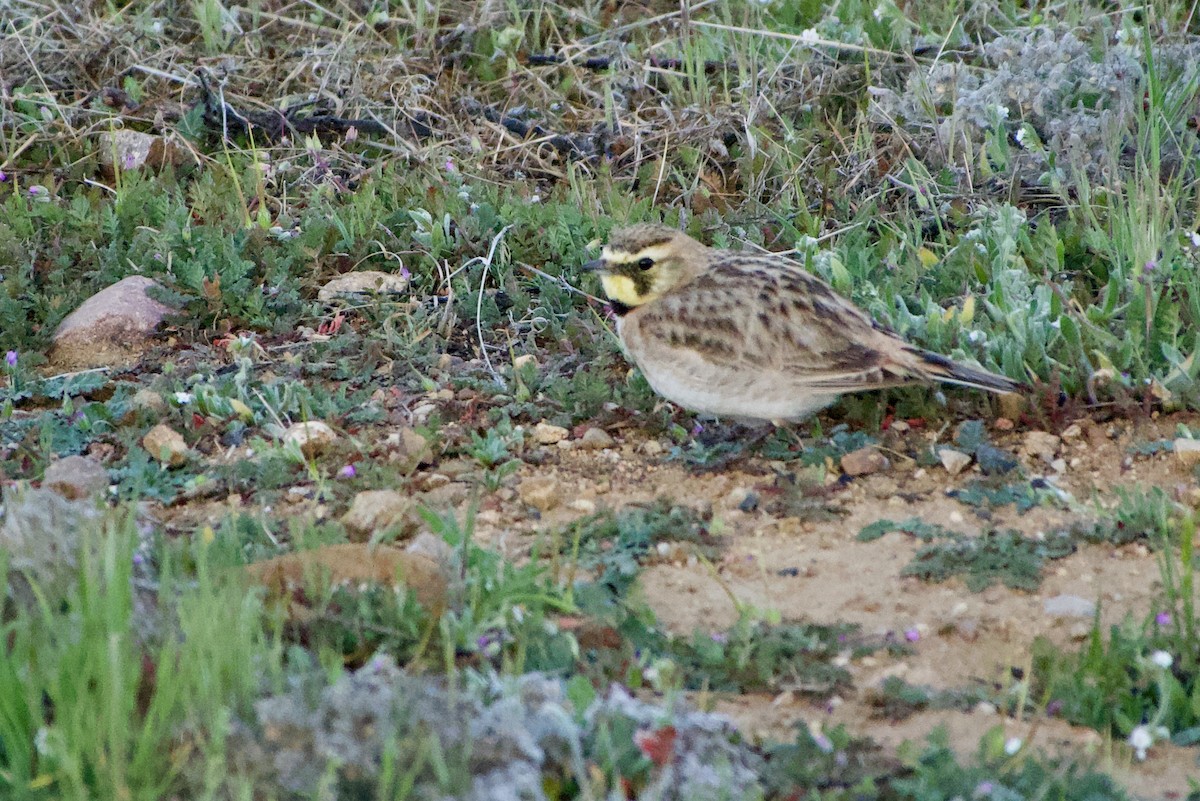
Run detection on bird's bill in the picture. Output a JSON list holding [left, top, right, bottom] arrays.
[[581, 258, 607, 273]]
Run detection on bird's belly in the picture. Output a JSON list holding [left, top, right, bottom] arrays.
[[636, 361, 838, 422]]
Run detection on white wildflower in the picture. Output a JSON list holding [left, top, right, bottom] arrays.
[[799, 28, 820, 44], [1189, 231, 1200, 248], [1004, 737, 1022, 755], [1128, 725, 1169, 761], [1150, 650, 1173, 669], [173, 391, 194, 405]]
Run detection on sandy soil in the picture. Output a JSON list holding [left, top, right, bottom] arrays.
[[475, 411, 1199, 800]]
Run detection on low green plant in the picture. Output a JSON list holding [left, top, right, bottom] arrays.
[[1032, 515, 1200, 764], [860, 517, 1078, 591], [0, 508, 269, 801], [868, 676, 999, 721], [903, 528, 1077, 591]]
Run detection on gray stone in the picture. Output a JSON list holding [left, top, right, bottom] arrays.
[[317, 270, 409, 301], [1043, 594, 1097, 618], [43, 455, 108, 500]]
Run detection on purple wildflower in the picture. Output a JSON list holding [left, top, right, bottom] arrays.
[[710, 632, 729, 645], [904, 627, 921, 642], [1155, 611, 1172, 626], [4, 351, 16, 368], [338, 464, 357, 479]]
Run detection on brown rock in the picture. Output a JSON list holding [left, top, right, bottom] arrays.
[[128, 388, 168, 417], [438, 458, 477, 480], [1060, 422, 1084, 443], [405, 531, 456, 569], [142, 424, 187, 467], [245, 543, 447, 617], [341, 489, 421, 542], [420, 482, 470, 508], [282, 421, 337, 458], [385, 427, 432, 473], [577, 427, 614, 450], [533, 421, 569, 445], [1022, 431, 1061, 463], [996, 392, 1025, 420], [517, 476, 560, 511], [840, 445, 889, 476], [48, 276, 175, 370], [1175, 438, 1200, 470], [42, 455, 108, 500]]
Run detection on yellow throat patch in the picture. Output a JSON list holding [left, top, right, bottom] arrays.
[[599, 274, 647, 307]]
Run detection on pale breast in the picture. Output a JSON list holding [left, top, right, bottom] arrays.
[[617, 314, 841, 422]]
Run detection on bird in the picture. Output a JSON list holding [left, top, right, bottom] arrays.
[[582, 223, 1020, 425]]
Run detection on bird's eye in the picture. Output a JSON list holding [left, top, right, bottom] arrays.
[[637, 257, 655, 271]]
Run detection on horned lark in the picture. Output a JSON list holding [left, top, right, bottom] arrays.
[[583, 223, 1019, 423]]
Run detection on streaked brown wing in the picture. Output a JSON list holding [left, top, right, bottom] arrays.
[[628, 257, 894, 386]]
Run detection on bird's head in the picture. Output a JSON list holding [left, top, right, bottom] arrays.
[[582, 224, 709, 310]]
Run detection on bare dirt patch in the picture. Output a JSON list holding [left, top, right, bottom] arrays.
[[469, 411, 1200, 799]]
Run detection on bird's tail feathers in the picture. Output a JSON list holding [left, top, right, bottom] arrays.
[[910, 348, 1021, 394]]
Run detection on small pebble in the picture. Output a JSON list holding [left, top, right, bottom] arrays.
[[1174, 438, 1200, 469], [640, 440, 664, 456], [513, 354, 538, 370], [1043, 594, 1097, 618], [1022, 431, 1061, 462], [143, 424, 188, 466], [577, 427, 615, 450], [533, 421, 569, 445], [517, 477, 560, 511], [976, 443, 1018, 475], [938, 448, 972, 476], [840, 445, 890, 476]]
